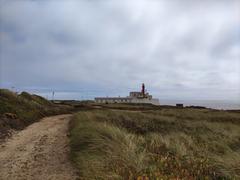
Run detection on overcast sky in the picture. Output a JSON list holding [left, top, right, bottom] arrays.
[[0, 0, 239, 101]]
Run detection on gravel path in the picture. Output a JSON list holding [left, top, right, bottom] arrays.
[[0, 114, 79, 180]]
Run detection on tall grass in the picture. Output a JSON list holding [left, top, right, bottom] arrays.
[[70, 113, 147, 179], [0, 89, 72, 121], [70, 109, 240, 179], [0, 89, 73, 138]]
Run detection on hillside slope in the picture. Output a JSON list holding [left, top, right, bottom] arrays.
[[0, 89, 72, 139]]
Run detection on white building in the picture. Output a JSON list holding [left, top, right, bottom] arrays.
[[95, 84, 160, 105]]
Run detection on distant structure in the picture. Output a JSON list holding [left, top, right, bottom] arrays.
[[176, 104, 184, 108], [95, 84, 160, 105]]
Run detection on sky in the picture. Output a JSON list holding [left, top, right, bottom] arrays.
[[0, 0, 240, 102]]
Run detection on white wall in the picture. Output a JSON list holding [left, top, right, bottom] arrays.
[[131, 98, 160, 105], [95, 98, 159, 105]]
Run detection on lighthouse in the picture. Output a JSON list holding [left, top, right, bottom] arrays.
[[94, 84, 159, 105], [141, 83, 145, 96]]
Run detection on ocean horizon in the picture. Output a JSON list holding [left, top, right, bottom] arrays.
[[30, 91, 240, 110]]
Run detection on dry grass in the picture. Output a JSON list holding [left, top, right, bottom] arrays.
[[0, 89, 73, 139], [70, 107, 240, 179]]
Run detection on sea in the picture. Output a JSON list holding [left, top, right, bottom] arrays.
[[159, 99, 240, 110]]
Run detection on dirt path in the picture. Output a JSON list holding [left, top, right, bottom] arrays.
[[0, 114, 79, 180]]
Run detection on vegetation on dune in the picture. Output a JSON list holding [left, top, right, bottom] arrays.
[[0, 89, 73, 139], [70, 108, 240, 179]]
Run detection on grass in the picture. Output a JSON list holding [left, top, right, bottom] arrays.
[[0, 89, 73, 138], [69, 107, 240, 179]]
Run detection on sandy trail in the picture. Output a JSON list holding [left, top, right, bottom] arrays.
[[0, 114, 79, 180]]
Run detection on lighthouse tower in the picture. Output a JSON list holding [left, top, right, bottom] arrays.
[[141, 83, 145, 97]]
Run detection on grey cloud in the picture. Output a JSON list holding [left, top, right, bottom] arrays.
[[0, 0, 239, 101]]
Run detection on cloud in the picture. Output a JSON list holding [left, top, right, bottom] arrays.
[[0, 0, 239, 101]]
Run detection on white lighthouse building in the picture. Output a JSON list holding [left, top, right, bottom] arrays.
[[95, 84, 160, 105]]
